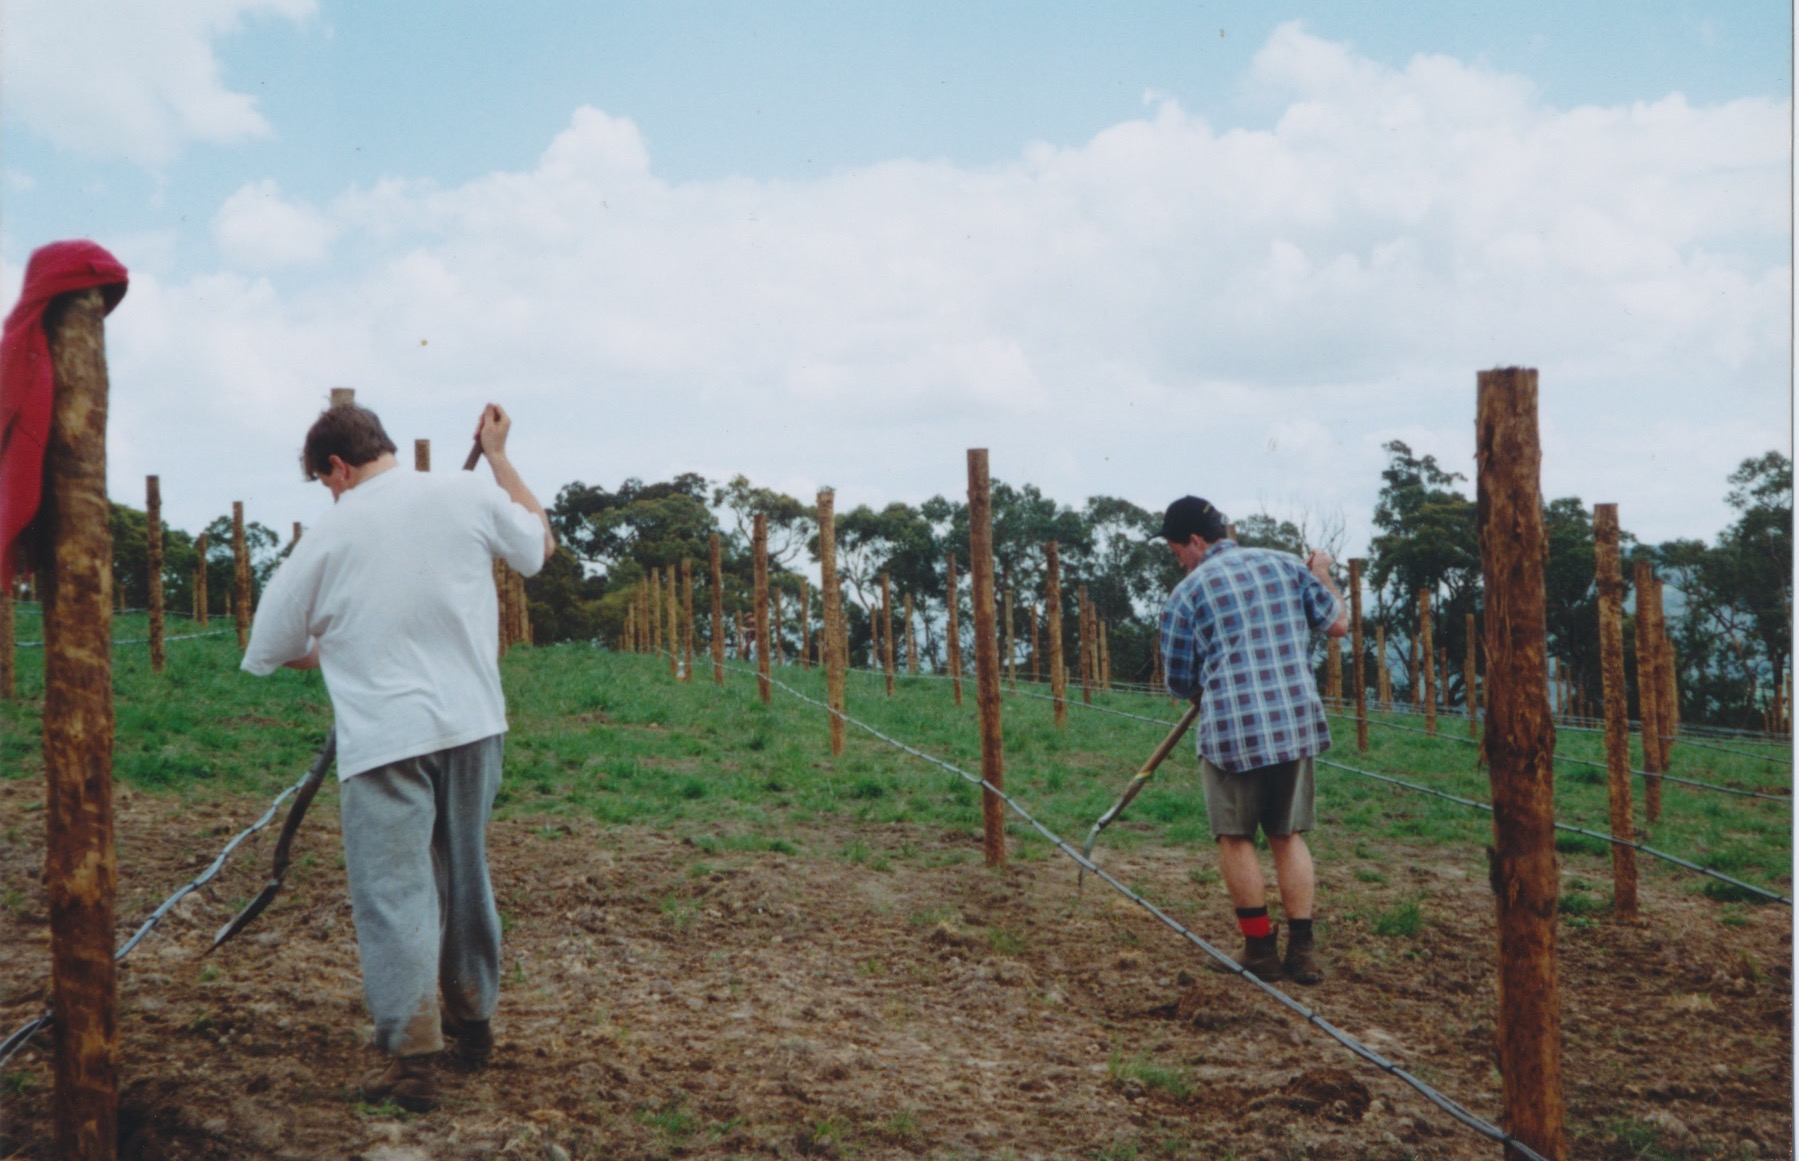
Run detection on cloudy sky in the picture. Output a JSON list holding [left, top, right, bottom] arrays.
[[3, 1, 1791, 562]]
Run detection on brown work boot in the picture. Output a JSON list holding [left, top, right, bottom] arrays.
[[1206, 928, 1283, 981], [441, 1016, 493, 1069], [1283, 924, 1323, 985], [358, 1053, 439, 1112]]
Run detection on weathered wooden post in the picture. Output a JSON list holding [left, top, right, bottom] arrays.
[[1466, 612, 1479, 737], [753, 514, 771, 703], [1633, 561, 1665, 823], [1476, 366, 1568, 1161], [43, 279, 124, 1160], [329, 386, 355, 408], [771, 585, 784, 667], [414, 438, 430, 472], [946, 552, 963, 706], [681, 558, 695, 681], [231, 501, 251, 649], [1592, 505, 1638, 919], [1325, 637, 1342, 703], [1004, 588, 1015, 688], [1657, 620, 1678, 761], [818, 490, 846, 755], [904, 593, 917, 673], [709, 534, 725, 685], [667, 564, 679, 675], [191, 530, 208, 627], [145, 475, 164, 672], [1419, 588, 1436, 734], [881, 572, 895, 696], [799, 580, 811, 670], [1349, 559, 1368, 752], [1078, 585, 1093, 705], [651, 566, 665, 658], [968, 450, 1006, 866], [1376, 624, 1389, 709], [1029, 603, 1040, 684], [1099, 619, 1110, 690], [1045, 543, 1067, 726]]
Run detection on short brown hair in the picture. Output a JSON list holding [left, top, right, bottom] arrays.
[[301, 403, 397, 480]]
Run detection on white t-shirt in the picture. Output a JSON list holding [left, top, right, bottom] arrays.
[[242, 467, 548, 779]]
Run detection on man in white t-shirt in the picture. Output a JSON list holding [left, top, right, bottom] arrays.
[[243, 401, 553, 1112]]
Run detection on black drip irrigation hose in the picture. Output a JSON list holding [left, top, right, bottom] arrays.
[[713, 657, 1551, 1161], [16, 629, 234, 650], [0, 769, 313, 1070]]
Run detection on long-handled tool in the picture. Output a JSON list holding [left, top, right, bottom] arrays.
[[1079, 701, 1202, 889], [207, 731, 335, 954]]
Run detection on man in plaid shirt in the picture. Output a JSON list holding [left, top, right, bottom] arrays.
[[1157, 496, 1347, 983]]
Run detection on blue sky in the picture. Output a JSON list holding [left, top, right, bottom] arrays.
[[3, 1, 1792, 564]]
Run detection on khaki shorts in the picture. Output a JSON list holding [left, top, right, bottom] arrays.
[[1200, 755, 1316, 839]]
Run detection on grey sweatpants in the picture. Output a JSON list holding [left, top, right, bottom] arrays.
[[339, 734, 504, 1057]]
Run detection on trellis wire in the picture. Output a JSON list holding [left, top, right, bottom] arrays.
[[718, 657, 1550, 1161]]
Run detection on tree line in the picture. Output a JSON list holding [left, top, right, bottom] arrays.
[[86, 447, 1790, 731]]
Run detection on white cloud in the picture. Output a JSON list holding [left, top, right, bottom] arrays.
[[213, 179, 338, 267], [3, 0, 315, 166], [101, 28, 1790, 556]]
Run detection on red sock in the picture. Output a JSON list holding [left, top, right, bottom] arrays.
[[1235, 907, 1272, 938]]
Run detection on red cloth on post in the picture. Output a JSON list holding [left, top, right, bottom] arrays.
[[0, 240, 129, 585]]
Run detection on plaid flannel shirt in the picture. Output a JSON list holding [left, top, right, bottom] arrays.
[[1159, 540, 1339, 773]]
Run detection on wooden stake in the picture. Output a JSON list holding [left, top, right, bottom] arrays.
[[1419, 588, 1436, 734], [968, 450, 1006, 866], [494, 560, 511, 659], [946, 552, 963, 706], [799, 580, 811, 670], [1658, 618, 1678, 761], [1325, 637, 1342, 703], [1475, 366, 1568, 1161], [1409, 632, 1420, 709], [1078, 585, 1093, 705], [1029, 603, 1040, 684], [146, 475, 164, 673], [1592, 504, 1638, 919], [1099, 619, 1110, 690], [681, 558, 695, 681], [232, 501, 251, 649], [43, 285, 120, 1159], [1633, 560, 1665, 823], [414, 438, 430, 472], [753, 514, 770, 702], [1349, 559, 1368, 752], [193, 531, 209, 626], [1376, 623, 1389, 709], [1004, 588, 1015, 689], [905, 593, 917, 674], [818, 491, 846, 755], [881, 572, 894, 696], [771, 585, 784, 667], [667, 564, 679, 676], [709, 534, 725, 685], [329, 386, 355, 408], [1046, 543, 1066, 727]]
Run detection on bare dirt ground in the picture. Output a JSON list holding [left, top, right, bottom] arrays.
[[2, 777, 1791, 1160]]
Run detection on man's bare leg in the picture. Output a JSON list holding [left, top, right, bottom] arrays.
[[1267, 833, 1315, 920], [1216, 835, 1268, 910]]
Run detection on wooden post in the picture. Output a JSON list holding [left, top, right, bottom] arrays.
[[905, 593, 918, 674], [231, 501, 251, 649], [772, 585, 784, 667], [414, 438, 430, 472], [625, 606, 635, 654], [146, 475, 164, 672], [1419, 588, 1436, 734], [1409, 632, 1420, 709], [1045, 543, 1066, 727], [494, 560, 511, 658], [329, 386, 355, 408], [681, 558, 695, 681], [968, 450, 1006, 866], [799, 580, 811, 670], [194, 529, 211, 627], [651, 566, 666, 659], [818, 491, 846, 756], [1658, 619, 1678, 761], [1099, 619, 1110, 691], [1349, 559, 1368, 752], [1325, 637, 1342, 703], [667, 564, 680, 676], [1004, 588, 1015, 689], [516, 568, 532, 646], [881, 572, 895, 695], [709, 534, 725, 685], [1633, 561, 1665, 823], [1376, 623, 1389, 710], [43, 285, 120, 1159], [1475, 366, 1569, 1161], [1078, 585, 1093, 705], [753, 515, 770, 703], [1466, 612, 1479, 738], [1592, 505, 1638, 920], [946, 552, 963, 706], [1028, 603, 1040, 684]]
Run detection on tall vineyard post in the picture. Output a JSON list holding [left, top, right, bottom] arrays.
[[1028, 603, 1040, 685], [968, 450, 1006, 866], [1419, 587, 1436, 734], [1633, 561, 1665, 823], [1656, 596, 1678, 762], [1004, 588, 1015, 689], [753, 514, 771, 703], [772, 586, 784, 668], [1376, 623, 1388, 709], [1045, 543, 1066, 727], [905, 593, 917, 674], [1078, 585, 1093, 705], [818, 491, 846, 756], [1466, 613, 1479, 737], [1349, 559, 1368, 752], [414, 438, 430, 472], [946, 552, 963, 706], [799, 580, 811, 670], [667, 565, 679, 676], [681, 558, 695, 681], [146, 475, 164, 672], [709, 533, 725, 686], [1592, 504, 1639, 919], [231, 502, 251, 649], [44, 285, 120, 1159], [193, 531, 207, 625], [1476, 366, 1569, 1161], [881, 572, 895, 696]]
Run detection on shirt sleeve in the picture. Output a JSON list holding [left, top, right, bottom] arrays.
[[1160, 584, 1201, 700], [240, 549, 318, 676], [475, 475, 550, 578]]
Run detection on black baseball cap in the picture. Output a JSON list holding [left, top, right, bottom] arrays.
[[1156, 496, 1227, 542]]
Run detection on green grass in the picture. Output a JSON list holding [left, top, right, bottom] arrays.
[[1106, 1051, 1191, 1101]]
